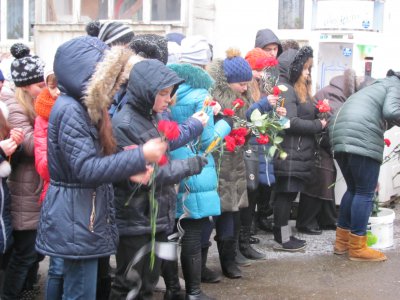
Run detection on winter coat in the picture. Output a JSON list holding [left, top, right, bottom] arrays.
[[2, 95, 42, 231], [168, 63, 232, 219], [303, 71, 358, 200], [0, 151, 13, 254], [112, 59, 204, 236], [207, 59, 253, 211], [330, 75, 400, 163], [36, 37, 148, 259], [245, 97, 276, 186], [273, 49, 323, 191]]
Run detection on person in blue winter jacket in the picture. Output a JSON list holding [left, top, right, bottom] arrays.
[[35, 36, 167, 300], [164, 37, 232, 299]]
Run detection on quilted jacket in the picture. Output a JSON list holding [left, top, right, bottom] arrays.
[[36, 36, 147, 259]]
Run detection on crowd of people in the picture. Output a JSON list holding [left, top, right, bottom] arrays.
[[0, 20, 399, 300]]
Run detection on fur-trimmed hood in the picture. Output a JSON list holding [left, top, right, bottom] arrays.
[[84, 46, 140, 124], [167, 63, 213, 90], [207, 59, 253, 120]]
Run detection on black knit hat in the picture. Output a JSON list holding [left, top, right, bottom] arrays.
[[289, 45, 313, 84], [129, 34, 168, 65], [10, 43, 44, 87], [86, 20, 134, 46]]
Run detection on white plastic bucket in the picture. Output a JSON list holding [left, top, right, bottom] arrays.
[[367, 208, 395, 249]]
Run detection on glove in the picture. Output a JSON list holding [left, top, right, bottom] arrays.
[[188, 156, 208, 176]]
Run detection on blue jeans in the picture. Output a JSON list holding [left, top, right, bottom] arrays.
[[336, 153, 380, 236], [62, 258, 98, 300], [46, 257, 64, 300]]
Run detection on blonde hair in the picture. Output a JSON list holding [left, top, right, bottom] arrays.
[[15, 87, 36, 124]]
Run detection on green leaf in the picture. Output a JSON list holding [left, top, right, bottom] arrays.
[[274, 136, 283, 144], [269, 145, 277, 157]]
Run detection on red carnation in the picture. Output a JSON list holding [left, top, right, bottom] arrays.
[[210, 101, 217, 106], [384, 138, 391, 147], [158, 120, 180, 141], [224, 135, 236, 152], [231, 127, 248, 137], [273, 86, 281, 96], [158, 155, 168, 166], [256, 134, 270, 145], [234, 135, 245, 146], [232, 98, 245, 109], [223, 108, 235, 116], [316, 100, 331, 113]]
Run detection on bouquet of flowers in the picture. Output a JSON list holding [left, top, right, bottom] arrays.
[[316, 99, 331, 119]]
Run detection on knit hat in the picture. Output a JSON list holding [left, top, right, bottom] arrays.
[[166, 32, 185, 45], [129, 34, 168, 64], [43, 63, 54, 86], [34, 88, 55, 120], [10, 43, 44, 87], [86, 20, 134, 46], [167, 41, 181, 64], [289, 45, 313, 84], [223, 48, 253, 83], [180, 35, 212, 66], [0, 69, 4, 82], [245, 47, 271, 71]]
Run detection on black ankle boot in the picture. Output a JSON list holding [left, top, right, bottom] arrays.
[[216, 238, 242, 279], [181, 252, 214, 300], [201, 246, 221, 283], [239, 226, 266, 260], [162, 260, 184, 300]]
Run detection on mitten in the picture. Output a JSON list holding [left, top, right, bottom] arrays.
[[188, 156, 208, 175]]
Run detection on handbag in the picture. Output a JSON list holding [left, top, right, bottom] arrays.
[[243, 145, 260, 191]]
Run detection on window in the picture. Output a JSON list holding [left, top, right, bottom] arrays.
[[278, 0, 304, 29], [0, 0, 35, 42], [41, 0, 182, 23]]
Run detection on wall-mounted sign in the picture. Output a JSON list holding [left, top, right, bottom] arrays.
[[316, 1, 374, 30], [342, 47, 352, 57]]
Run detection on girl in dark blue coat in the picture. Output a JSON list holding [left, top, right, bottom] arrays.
[[35, 36, 167, 300]]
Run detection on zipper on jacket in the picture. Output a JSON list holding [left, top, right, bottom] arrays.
[[89, 191, 96, 232], [265, 153, 271, 186], [297, 137, 302, 151]]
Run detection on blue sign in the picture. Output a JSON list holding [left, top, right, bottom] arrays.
[[343, 47, 352, 57], [362, 20, 370, 29]]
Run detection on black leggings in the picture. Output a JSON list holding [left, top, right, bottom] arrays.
[[273, 192, 298, 227]]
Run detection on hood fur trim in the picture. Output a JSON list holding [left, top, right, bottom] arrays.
[[84, 46, 140, 124]]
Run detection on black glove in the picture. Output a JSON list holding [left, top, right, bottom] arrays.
[[222, 116, 234, 129], [188, 156, 208, 176]]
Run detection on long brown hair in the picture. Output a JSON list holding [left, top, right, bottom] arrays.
[[97, 108, 117, 155], [15, 87, 36, 124], [294, 57, 313, 103]]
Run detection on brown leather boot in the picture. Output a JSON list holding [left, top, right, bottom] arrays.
[[348, 233, 387, 262], [334, 227, 350, 255]]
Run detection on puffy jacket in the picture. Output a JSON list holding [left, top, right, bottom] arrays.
[[34, 116, 50, 203], [112, 59, 204, 236], [36, 36, 148, 259], [168, 63, 231, 219], [0, 148, 13, 253], [246, 97, 276, 186], [273, 49, 323, 182], [330, 75, 400, 163], [2, 95, 42, 231]]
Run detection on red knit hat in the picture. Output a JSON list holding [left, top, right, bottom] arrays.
[[245, 47, 270, 71], [34, 88, 55, 120]]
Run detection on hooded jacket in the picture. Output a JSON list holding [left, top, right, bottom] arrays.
[[274, 49, 323, 185], [168, 63, 231, 219], [330, 74, 400, 163], [112, 59, 204, 236], [36, 36, 147, 259], [254, 28, 283, 57], [207, 59, 253, 211]]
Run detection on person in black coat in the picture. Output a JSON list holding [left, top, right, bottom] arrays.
[[109, 59, 209, 300], [272, 46, 327, 251]]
